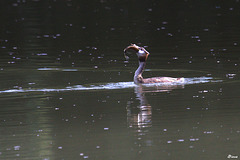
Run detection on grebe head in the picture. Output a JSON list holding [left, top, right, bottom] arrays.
[[136, 47, 150, 62], [124, 44, 150, 62]]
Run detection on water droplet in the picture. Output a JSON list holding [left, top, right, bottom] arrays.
[[14, 146, 20, 150]]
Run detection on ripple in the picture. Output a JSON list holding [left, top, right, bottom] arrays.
[[0, 77, 221, 94]]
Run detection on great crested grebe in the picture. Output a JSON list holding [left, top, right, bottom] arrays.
[[124, 44, 184, 84]]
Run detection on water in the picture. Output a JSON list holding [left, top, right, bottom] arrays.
[[0, 1, 240, 160]]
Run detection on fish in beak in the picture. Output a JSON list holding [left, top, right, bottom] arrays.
[[123, 44, 141, 60], [124, 44, 149, 60]]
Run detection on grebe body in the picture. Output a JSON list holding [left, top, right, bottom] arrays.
[[124, 44, 184, 84]]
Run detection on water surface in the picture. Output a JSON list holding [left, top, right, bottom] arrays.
[[0, 1, 240, 160]]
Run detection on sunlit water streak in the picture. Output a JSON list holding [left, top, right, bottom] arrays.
[[0, 77, 222, 94]]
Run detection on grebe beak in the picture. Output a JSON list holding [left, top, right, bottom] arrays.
[[123, 44, 140, 60]]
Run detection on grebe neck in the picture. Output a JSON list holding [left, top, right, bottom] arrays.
[[134, 61, 146, 84]]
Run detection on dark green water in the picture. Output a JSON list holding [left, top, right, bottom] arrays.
[[0, 1, 240, 160]]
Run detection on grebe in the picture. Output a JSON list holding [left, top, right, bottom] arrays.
[[124, 44, 184, 84]]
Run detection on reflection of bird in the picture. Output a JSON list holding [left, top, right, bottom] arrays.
[[124, 44, 184, 84], [126, 85, 152, 129]]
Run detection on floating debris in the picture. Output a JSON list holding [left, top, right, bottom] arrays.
[[226, 73, 236, 79], [177, 139, 184, 142], [37, 53, 48, 56]]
